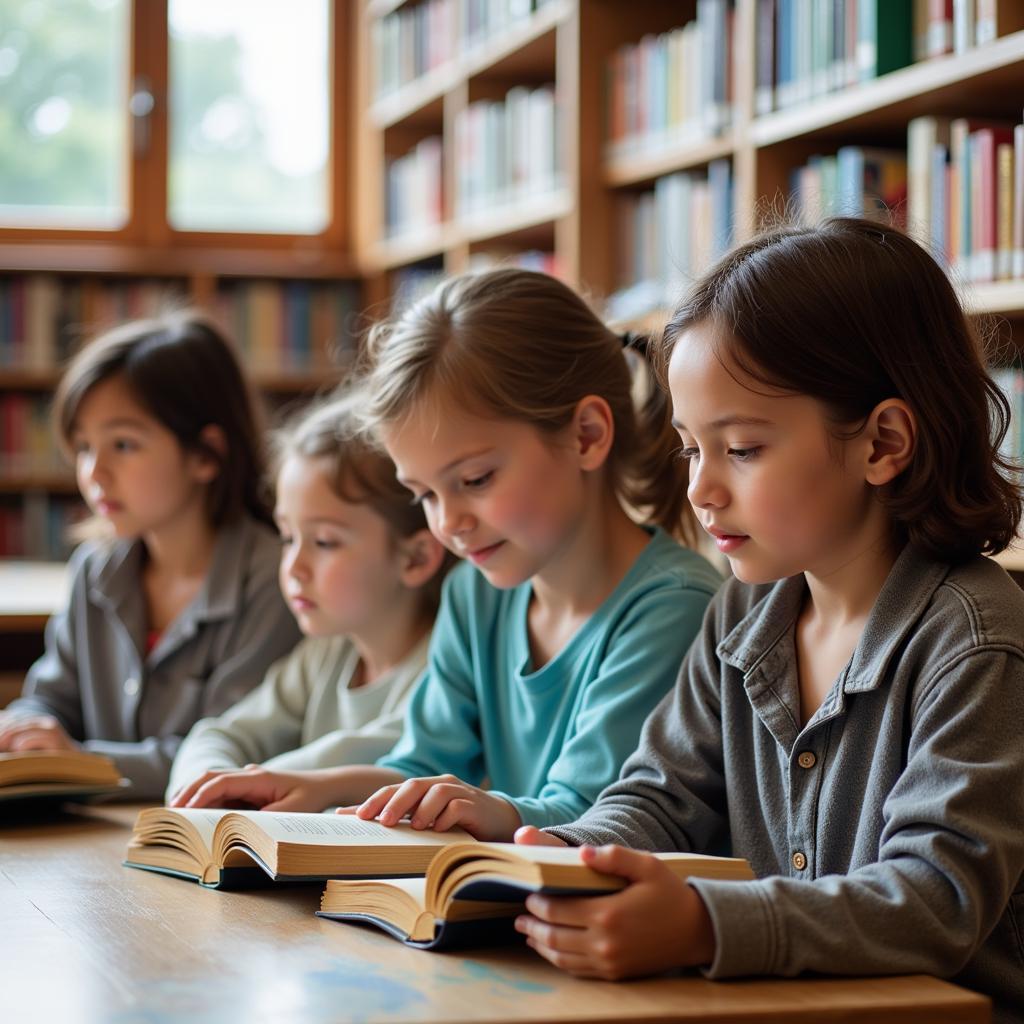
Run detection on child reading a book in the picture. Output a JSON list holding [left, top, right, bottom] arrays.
[[512, 219, 1024, 1022], [171, 268, 722, 838], [0, 312, 301, 798], [166, 392, 450, 801]]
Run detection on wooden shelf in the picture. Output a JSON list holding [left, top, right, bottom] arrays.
[[0, 370, 59, 390], [0, 243, 358, 280], [0, 475, 78, 494], [751, 31, 1024, 147], [605, 133, 735, 189], [368, 0, 568, 131], [965, 280, 1024, 315], [459, 188, 572, 246], [372, 223, 453, 270]]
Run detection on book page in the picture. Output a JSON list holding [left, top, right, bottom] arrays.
[[171, 808, 231, 850], [226, 811, 469, 848]]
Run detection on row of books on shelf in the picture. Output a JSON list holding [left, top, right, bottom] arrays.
[[454, 85, 560, 218], [386, 137, 443, 238], [605, 0, 733, 158], [907, 114, 1024, 283], [212, 280, 361, 377], [608, 160, 733, 322], [0, 395, 62, 480], [0, 276, 185, 372], [0, 275, 362, 379], [755, 0, 1024, 116], [0, 494, 79, 560], [372, 0, 558, 100], [788, 114, 1024, 285], [994, 367, 1024, 468]]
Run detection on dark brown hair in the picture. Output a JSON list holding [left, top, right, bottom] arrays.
[[273, 391, 454, 614], [55, 310, 272, 528], [657, 217, 1022, 562], [357, 267, 697, 544]]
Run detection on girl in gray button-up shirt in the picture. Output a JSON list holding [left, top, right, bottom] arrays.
[[515, 220, 1024, 1023], [0, 313, 301, 798]]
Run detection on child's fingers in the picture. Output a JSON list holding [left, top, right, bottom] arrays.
[[429, 796, 477, 833], [579, 843, 659, 884], [169, 769, 232, 808], [407, 781, 474, 830], [523, 891, 610, 927], [514, 825, 567, 847], [515, 912, 591, 952], [525, 940, 604, 978], [375, 778, 434, 826], [184, 770, 265, 808], [355, 783, 403, 820]]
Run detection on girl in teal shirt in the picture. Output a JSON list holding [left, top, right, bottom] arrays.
[[177, 269, 720, 837]]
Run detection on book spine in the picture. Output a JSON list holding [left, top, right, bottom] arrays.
[[1013, 124, 1024, 279], [997, 140, 1014, 279]]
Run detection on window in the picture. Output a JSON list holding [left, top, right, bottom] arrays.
[[167, 0, 330, 233], [0, 0, 130, 228]]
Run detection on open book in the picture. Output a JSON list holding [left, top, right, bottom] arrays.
[[317, 842, 754, 949], [123, 807, 474, 889], [0, 750, 127, 804]]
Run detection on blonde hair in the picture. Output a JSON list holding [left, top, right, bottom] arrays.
[[357, 268, 696, 544], [273, 391, 454, 612]]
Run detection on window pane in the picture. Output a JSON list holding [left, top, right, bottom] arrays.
[[168, 0, 330, 234], [0, 0, 129, 228]]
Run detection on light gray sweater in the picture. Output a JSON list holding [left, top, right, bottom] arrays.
[[549, 545, 1024, 1023], [167, 633, 429, 800]]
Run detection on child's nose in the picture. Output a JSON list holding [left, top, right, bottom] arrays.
[[687, 461, 727, 510]]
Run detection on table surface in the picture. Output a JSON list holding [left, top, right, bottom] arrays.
[[0, 802, 991, 1024]]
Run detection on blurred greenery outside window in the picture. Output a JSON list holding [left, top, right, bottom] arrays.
[[0, 0, 330, 235], [168, 0, 329, 234], [0, 0, 130, 228]]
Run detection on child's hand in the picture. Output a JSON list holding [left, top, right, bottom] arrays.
[[171, 765, 337, 812], [353, 774, 523, 840], [514, 844, 716, 980], [0, 714, 79, 753]]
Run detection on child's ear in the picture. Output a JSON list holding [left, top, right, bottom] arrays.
[[192, 424, 227, 484], [572, 395, 615, 471], [863, 399, 916, 486], [396, 528, 447, 589]]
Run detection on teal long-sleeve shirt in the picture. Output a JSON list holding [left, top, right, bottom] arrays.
[[377, 527, 721, 829]]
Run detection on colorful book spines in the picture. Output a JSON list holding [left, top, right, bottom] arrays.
[[790, 147, 907, 226], [607, 159, 733, 322], [908, 114, 1024, 282], [213, 280, 360, 376], [760, 0, 1021, 114], [606, 1, 733, 153]]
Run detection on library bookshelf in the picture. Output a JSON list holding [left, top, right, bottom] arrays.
[[355, 0, 1024, 307], [353, 0, 1024, 571]]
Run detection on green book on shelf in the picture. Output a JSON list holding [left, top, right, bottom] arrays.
[[858, 0, 913, 81]]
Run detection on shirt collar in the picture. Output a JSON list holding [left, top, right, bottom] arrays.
[[716, 544, 950, 695], [88, 516, 255, 625]]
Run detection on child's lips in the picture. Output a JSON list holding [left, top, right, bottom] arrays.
[[467, 541, 504, 565], [290, 595, 317, 612]]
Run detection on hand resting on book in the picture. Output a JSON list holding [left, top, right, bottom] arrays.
[[0, 712, 80, 753], [512, 841, 717, 980]]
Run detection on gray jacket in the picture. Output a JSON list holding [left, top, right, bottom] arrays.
[[9, 516, 302, 799], [550, 545, 1024, 1022]]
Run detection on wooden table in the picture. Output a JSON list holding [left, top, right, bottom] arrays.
[[0, 803, 990, 1024]]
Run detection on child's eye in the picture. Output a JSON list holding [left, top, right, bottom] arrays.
[[728, 446, 762, 462], [410, 490, 434, 507], [315, 538, 340, 550], [113, 437, 138, 453], [674, 447, 699, 463], [463, 470, 494, 490]]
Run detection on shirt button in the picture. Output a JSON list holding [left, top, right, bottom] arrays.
[[792, 851, 807, 871], [123, 677, 140, 697], [797, 751, 816, 769]]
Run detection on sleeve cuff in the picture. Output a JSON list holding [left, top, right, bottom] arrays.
[[688, 878, 780, 977]]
